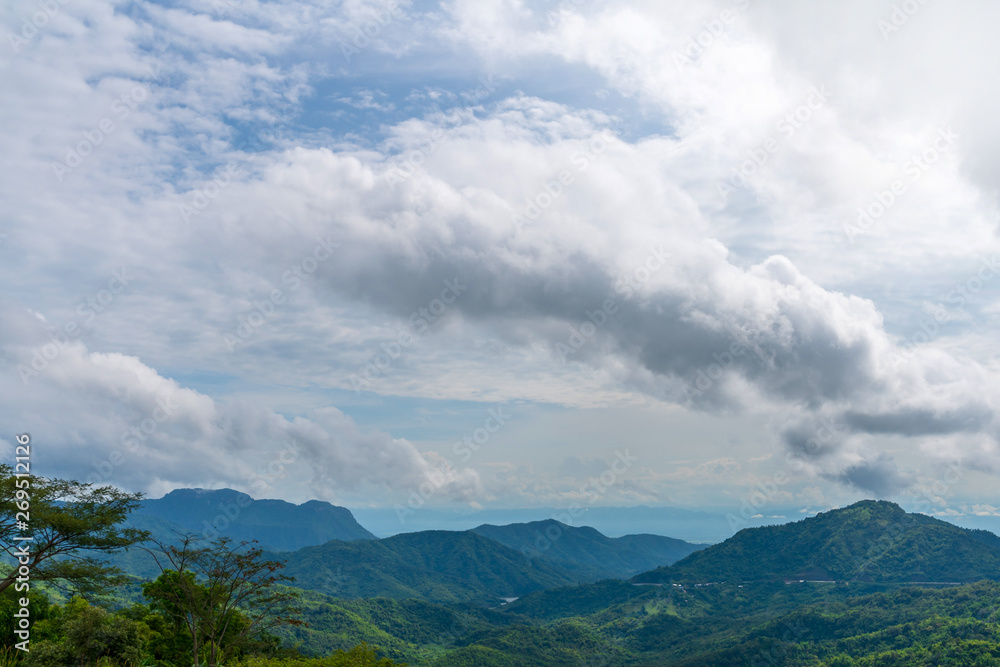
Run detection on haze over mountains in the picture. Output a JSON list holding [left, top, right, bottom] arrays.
[[471, 519, 703, 580], [122, 490, 1000, 603], [353, 505, 741, 542], [138, 488, 377, 549], [123, 488, 705, 603]]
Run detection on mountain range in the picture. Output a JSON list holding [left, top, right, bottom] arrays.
[[105, 493, 1000, 664], [121, 489, 704, 603], [471, 518, 703, 579]]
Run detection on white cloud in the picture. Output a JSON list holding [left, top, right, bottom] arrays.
[[0, 298, 481, 503], [2, 0, 1000, 509]]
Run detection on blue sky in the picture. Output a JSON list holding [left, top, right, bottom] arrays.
[[3, 0, 1000, 527]]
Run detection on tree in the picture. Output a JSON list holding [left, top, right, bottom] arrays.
[[0, 585, 52, 650], [22, 597, 146, 667], [0, 464, 149, 598], [143, 534, 304, 667], [235, 643, 404, 667]]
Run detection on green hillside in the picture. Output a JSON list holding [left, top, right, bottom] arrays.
[[470, 519, 703, 579], [436, 579, 1000, 666], [633, 500, 1000, 584], [278, 530, 580, 604], [269, 588, 521, 664]]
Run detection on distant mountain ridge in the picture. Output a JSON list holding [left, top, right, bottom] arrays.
[[353, 504, 737, 541], [277, 529, 582, 604], [471, 519, 703, 579], [633, 499, 1000, 584], [273, 520, 703, 604], [135, 488, 376, 550], [120, 489, 706, 604]]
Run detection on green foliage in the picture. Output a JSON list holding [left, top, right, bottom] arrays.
[[431, 622, 628, 667], [503, 580, 638, 621], [232, 643, 403, 666], [142, 536, 303, 667], [22, 597, 145, 667], [278, 531, 579, 604], [267, 588, 522, 663], [0, 465, 148, 599], [0, 585, 53, 650], [2, 593, 403, 667], [470, 520, 702, 580], [117, 602, 195, 667]]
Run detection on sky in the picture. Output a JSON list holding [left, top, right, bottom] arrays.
[[2, 0, 1000, 529]]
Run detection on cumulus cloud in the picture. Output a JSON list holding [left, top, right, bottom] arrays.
[[2, 0, 1000, 507], [182, 121, 1000, 488], [0, 298, 481, 502]]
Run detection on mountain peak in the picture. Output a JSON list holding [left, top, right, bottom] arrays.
[[160, 487, 253, 503], [137, 487, 375, 550], [634, 501, 1000, 584], [839, 499, 906, 513]]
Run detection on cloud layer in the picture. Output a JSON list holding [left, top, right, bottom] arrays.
[[2, 0, 999, 507]]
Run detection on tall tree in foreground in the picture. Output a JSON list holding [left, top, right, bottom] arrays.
[[143, 535, 304, 667], [0, 464, 148, 598]]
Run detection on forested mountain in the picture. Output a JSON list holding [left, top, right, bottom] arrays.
[[634, 500, 1000, 584], [471, 519, 703, 579], [277, 530, 582, 604]]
